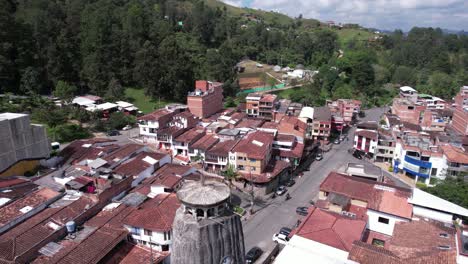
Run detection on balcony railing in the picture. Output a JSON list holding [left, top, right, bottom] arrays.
[[404, 155, 431, 168]]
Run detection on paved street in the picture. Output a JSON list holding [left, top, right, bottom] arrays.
[[241, 106, 404, 252]]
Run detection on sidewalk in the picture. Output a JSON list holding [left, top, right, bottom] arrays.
[[373, 162, 415, 187]]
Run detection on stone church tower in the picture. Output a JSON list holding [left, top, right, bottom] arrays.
[[171, 179, 245, 264]]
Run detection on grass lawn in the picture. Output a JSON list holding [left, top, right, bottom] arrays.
[[124, 88, 174, 114], [334, 28, 375, 48], [271, 86, 304, 99]]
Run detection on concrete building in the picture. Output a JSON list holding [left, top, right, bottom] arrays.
[[327, 99, 361, 125], [452, 86, 468, 136], [393, 133, 445, 184], [374, 133, 395, 163], [399, 86, 418, 102], [187, 80, 223, 118], [171, 179, 245, 264], [245, 93, 278, 120], [0, 113, 50, 176], [391, 98, 425, 125], [353, 129, 378, 157]]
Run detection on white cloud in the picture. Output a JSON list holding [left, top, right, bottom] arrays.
[[221, 0, 468, 30]]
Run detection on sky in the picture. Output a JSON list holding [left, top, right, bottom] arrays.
[[221, 0, 468, 31]]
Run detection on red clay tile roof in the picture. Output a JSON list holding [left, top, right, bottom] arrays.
[[0, 187, 60, 227], [280, 116, 307, 130], [355, 130, 378, 141], [272, 142, 304, 159], [174, 128, 205, 144], [348, 219, 457, 264], [235, 118, 265, 129], [191, 134, 219, 151], [100, 242, 169, 264], [275, 134, 296, 142], [261, 122, 279, 129], [295, 206, 366, 252], [240, 160, 290, 183], [154, 163, 193, 177], [0, 195, 97, 262], [206, 140, 240, 156], [0, 178, 29, 189], [113, 151, 168, 177], [232, 131, 274, 159], [320, 172, 413, 219], [441, 144, 468, 164], [59, 139, 116, 163], [123, 193, 180, 232], [103, 144, 144, 165], [151, 174, 182, 189], [260, 94, 277, 103], [157, 126, 186, 137], [73, 144, 120, 164], [138, 109, 173, 121]]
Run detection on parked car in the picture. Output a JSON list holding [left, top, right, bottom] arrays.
[[296, 206, 309, 216], [106, 130, 120, 136], [352, 151, 363, 159], [333, 139, 340, 144], [315, 153, 323, 161], [122, 124, 132, 130], [285, 179, 296, 187], [272, 233, 290, 245], [340, 134, 347, 141], [276, 186, 287, 196], [279, 227, 292, 236], [245, 247, 263, 263]]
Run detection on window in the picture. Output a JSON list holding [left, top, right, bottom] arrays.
[[372, 239, 385, 247], [249, 158, 256, 162], [251, 166, 256, 171], [439, 233, 449, 238], [144, 229, 152, 236], [131, 227, 141, 235], [238, 165, 244, 170], [378, 217, 389, 224]]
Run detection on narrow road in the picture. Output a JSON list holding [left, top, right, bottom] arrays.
[[241, 107, 403, 252]]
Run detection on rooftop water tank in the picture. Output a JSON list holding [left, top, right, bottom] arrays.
[[65, 221, 76, 233]]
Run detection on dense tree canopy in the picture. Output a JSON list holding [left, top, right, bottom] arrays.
[[1, 0, 468, 106]]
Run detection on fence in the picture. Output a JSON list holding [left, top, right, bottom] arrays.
[[237, 83, 286, 95]]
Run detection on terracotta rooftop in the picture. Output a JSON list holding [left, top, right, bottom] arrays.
[[241, 160, 290, 183], [235, 118, 265, 129], [0, 187, 60, 227], [123, 193, 180, 232], [138, 109, 173, 121], [0, 182, 39, 202], [0, 195, 97, 263], [441, 144, 468, 164], [113, 151, 168, 177], [157, 126, 186, 137], [259, 94, 277, 103], [151, 173, 182, 190], [400, 121, 422, 132], [294, 206, 366, 252], [0, 178, 29, 189], [349, 218, 457, 264], [73, 144, 120, 164], [261, 121, 279, 129], [59, 139, 116, 163], [275, 133, 296, 142], [232, 131, 274, 160], [355, 130, 378, 141], [206, 140, 240, 157], [100, 242, 169, 264], [280, 116, 307, 130], [272, 142, 304, 159], [174, 128, 205, 144], [320, 172, 413, 219], [190, 134, 219, 151], [103, 143, 144, 165], [154, 163, 193, 177]]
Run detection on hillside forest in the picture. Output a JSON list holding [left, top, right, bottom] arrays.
[[1, 0, 468, 107]]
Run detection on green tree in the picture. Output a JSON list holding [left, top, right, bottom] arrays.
[[392, 66, 416, 86], [105, 77, 124, 102], [107, 112, 136, 130], [19, 67, 41, 95], [53, 80, 77, 102], [422, 178, 468, 209], [428, 71, 455, 99]]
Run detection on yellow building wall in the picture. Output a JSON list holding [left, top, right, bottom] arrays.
[[0, 160, 40, 178]]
